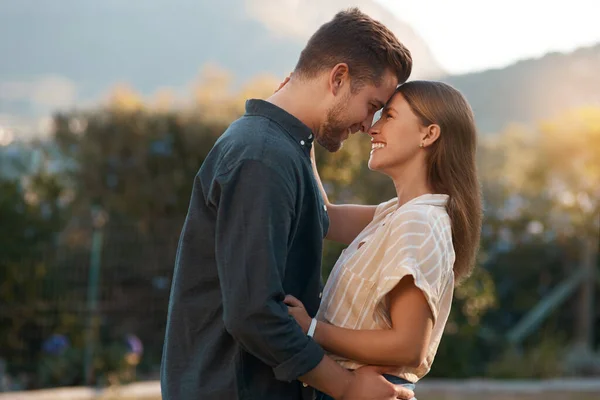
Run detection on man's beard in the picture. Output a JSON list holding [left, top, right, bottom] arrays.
[[317, 100, 349, 153]]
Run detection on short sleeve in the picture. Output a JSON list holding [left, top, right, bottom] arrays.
[[373, 207, 448, 326]]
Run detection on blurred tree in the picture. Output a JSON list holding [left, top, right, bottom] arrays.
[[469, 107, 600, 376], [0, 147, 70, 387]]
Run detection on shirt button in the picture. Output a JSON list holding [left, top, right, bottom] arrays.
[[308, 134, 313, 139], [319, 292, 323, 299], [300, 140, 305, 146], [302, 382, 308, 387], [323, 205, 327, 211]]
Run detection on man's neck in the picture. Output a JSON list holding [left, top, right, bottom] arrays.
[[266, 80, 324, 134]]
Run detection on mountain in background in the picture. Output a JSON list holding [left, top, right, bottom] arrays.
[[0, 0, 444, 138], [445, 43, 600, 134], [1, 0, 599, 138]]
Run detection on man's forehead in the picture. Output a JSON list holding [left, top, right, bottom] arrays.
[[372, 87, 396, 108], [361, 74, 397, 104], [374, 77, 398, 103]]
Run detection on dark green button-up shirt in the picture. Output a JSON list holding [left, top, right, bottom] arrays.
[[161, 99, 330, 400]]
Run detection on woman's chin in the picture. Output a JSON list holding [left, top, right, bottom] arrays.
[[368, 157, 381, 171]]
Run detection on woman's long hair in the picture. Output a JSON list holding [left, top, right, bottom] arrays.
[[396, 81, 482, 282]]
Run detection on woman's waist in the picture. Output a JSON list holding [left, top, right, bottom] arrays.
[[332, 357, 421, 382]]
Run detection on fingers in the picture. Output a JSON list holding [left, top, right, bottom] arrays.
[[283, 294, 302, 307], [354, 365, 378, 373], [353, 366, 414, 399], [394, 385, 414, 400]]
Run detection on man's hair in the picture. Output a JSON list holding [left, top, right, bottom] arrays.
[[294, 8, 412, 89]]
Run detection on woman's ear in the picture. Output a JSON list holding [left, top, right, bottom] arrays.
[[422, 124, 441, 147]]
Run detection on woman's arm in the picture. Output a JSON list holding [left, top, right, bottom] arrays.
[[311, 148, 377, 245], [285, 276, 433, 367]]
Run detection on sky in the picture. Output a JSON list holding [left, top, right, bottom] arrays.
[[2, 0, 600, 143], [376, 0, 600, 74]]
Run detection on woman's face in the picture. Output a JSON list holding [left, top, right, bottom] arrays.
[[367, 92, 426, 173]]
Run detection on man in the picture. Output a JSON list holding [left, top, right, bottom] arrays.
[[161, 8, 413, 400]]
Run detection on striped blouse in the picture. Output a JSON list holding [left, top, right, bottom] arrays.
[[316, 194, 455, 383]]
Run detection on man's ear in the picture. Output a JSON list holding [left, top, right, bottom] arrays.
[[328, 63, 349, 95], [274, 73, 292, 94]]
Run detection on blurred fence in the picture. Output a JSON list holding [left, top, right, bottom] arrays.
[[1, 211, 599, 392], [1, 217, 183, 391]]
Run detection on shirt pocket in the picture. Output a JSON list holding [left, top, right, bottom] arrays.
[[323, 268, 376, 329]]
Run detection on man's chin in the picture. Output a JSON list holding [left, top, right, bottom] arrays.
[[316, 137, 342, 153]]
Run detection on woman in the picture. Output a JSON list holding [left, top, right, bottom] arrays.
[[284, 80, 482, 399]]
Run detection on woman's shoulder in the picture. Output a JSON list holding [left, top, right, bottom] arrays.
[[373, 197, 399, 220], [390, 204, 443, 229], [384, 204, 452, 259], [392, 195, 450, 226]]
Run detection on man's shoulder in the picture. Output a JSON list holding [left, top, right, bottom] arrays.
[[224, 114, 293, 143], [216, 116, 304, 172]]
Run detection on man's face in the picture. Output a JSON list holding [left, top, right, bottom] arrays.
[[317, 69, 398, 152]]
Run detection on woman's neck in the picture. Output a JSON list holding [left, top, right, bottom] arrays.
[[389, 161, 433, 207]]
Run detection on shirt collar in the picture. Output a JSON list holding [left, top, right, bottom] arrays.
[[245, 99, 315, 154], [403, 194, 449, 208]]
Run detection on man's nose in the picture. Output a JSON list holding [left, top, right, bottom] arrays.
[[360, 115, 374, 133]]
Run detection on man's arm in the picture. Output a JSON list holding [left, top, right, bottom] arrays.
[[213, 159, 413, 399], [301, 358, 413, 400], [214, 159, 322, 380]]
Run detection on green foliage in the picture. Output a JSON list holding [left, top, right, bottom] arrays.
[[52, 110, 228, 227], [37, 347, 84, 388], [487, 335, 567, 379], [0, 165, 69, 383]]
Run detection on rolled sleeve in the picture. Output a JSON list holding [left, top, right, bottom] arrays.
[[213, 159, 324, 381], [272, 336, 324, 381]]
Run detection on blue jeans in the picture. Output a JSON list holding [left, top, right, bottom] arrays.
[[314, 374, 416, 400]]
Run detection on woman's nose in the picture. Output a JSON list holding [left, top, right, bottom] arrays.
[[367, 121, 380, 137]]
